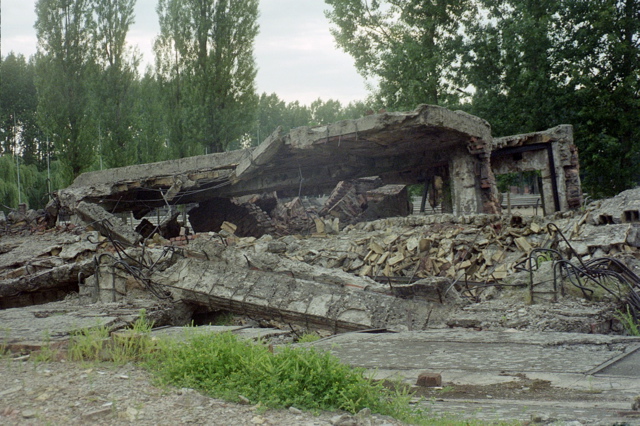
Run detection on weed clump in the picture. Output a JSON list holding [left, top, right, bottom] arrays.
[[615, 306, 640, 336], [68, 309, 154, 363], [145, 332, 422, 421]]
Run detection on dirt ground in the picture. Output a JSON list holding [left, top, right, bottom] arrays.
[[1, 357, 621, 426], [0, 358, 404, 426], [408, 373, 605, 402]]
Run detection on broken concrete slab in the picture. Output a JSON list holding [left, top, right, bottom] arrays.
[[588, 187, 640, 225], [0, 299, 171, 352], [86, 242, 457, 332], [0, 260, 94, 309], [569, 223, 640, 249], [75, 202, 141, 245], [57, 105, 500, 220], [0, 230, 109, 308], [304, 329, 640, 425], [57, 150, 244, 218], [159, 258, 442, 332], [306, 328, 640, 383]]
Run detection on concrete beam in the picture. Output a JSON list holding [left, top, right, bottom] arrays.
[[75, 202, 141, 245]]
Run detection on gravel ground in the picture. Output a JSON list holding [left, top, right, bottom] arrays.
[[0, 359, 404, 426]]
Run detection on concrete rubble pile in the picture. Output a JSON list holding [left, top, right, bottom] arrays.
[[4, 188, 637, 334], [0, 216, 97, 309], [187, 177, 413, 239], [2, 105, 640, 339]]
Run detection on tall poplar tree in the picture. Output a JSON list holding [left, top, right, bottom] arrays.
[[463, 0, 567, 136], [155, 0, 259, 156], [0, 53, 42, 165], [35, 0, 96, 181], [92, 0, 139, 168]]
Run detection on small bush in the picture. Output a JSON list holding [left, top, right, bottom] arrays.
[[144, 332, 424, 421]]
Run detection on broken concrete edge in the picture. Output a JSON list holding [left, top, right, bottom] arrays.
[[75, 202, 141, 246], [68, 149, 247, 190], [0, 260, 94, 300], [285, 105, 493, 150], [493, 125, 573, 149], [234, 126, 284, 180]]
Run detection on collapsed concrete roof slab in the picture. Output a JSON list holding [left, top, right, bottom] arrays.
[[57, 105, 496, 217], [230, 105, 492, 197]]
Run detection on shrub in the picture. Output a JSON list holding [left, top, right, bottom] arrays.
[[144, 332, 422, 421]]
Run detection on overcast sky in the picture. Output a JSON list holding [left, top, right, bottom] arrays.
[[1, 0, 370, 105]]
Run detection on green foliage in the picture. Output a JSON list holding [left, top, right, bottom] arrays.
[[463, 0, 568, 136], [0, 327, 9, 356], [464, 0, 640, 195], [325, 0, 474, 109], [326, 0, 640, 196], [145, 332, 425, 421], [68, 309, 154, 364], [0, 155, 65, 211], [133, 72, 170, 163], [32, 331, 56, 363], [0, 53, 41, 162], [155, 0, 259, 156], [296, 333, 321, 344], [0, 156, 21, 210], [2, 0, 635, 202], [556, 0, 640, 196], [615, 306, 640, 336], [91, 0, 140, 168], [35, 0, 96, 179], [68, 322, 110, 362]]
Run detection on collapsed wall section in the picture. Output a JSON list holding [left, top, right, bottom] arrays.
[[492, 125, 582, 214]]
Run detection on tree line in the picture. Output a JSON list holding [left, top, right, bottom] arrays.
[[1, 0, 638, 212], [326, 0, 639, 198]]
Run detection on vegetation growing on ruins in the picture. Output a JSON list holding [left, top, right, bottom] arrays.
[[326, 0, 640, 198], [49, 315, 484, 424], [616, 306, 640, 336], [1, 0, 638, 211]]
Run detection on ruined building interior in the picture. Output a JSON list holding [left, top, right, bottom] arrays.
[[3, 104, 638, 326], [1, 105, 640, 422], [0, 105, 640, 332]]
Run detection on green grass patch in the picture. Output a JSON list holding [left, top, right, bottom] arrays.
[[144, 332, 428, 422], [296, 332, 321, 343], [615, 306, 640, 336], [44, 314, 506, 424], [68, 309, 154, 363]]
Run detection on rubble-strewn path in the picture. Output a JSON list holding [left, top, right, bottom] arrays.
[[0, 360, 402, 426]]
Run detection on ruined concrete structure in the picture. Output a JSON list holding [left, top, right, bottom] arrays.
[[492, 125, 582, 213], [54, 105, 582, 238]]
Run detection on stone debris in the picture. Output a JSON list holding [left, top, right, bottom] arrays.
[[416, 372, 442, 387], [5, 107, 640, 348], [2, 187, 640, 335]]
